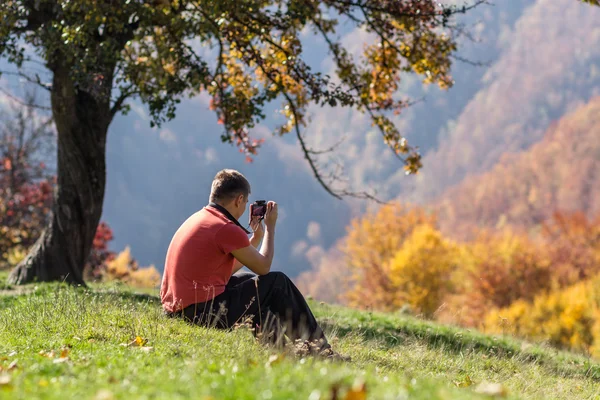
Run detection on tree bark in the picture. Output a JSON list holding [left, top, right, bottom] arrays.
[[8, 63, 113, 285]]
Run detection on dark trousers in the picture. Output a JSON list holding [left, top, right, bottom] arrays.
[[175, 271, 329, 349]]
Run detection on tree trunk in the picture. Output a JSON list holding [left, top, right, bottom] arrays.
[[8, 64, 113, 285]]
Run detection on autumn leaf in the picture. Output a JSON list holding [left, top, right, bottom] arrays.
[[265, 353, 284, 367], [0, 374, 11, 387], [38, 350, 56, 358], [454, 375, 474, 388], [344, 381, 367, 400], [474, 382, 507, 397], [121, 336, 148, 347]]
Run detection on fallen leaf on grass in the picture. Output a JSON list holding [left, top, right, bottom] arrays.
[[454, 375, 473, 388], [60, 348, 70, 358], [474, 382, 507, 397], [344, 380, 367, 400], [94, 389, 115, 400], [265, 354, 284, 367], [0, 374, 11, 386], [38, 350, 56, 358], [329, 380, 367, 400], [7, 361, 17, 371], [120, 336, 148, 347]]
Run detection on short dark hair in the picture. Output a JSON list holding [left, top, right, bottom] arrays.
[[209, 169, 251, 203]]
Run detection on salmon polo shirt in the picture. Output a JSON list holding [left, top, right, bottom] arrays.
[[160, 206, 250, 313]]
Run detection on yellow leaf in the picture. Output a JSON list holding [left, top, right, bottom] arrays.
[[134, 336, 147, 347], [344, 381, 367, 400], [60, 348, 70, 358]]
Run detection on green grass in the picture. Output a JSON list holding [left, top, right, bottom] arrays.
[[1, 282, 600, 399]]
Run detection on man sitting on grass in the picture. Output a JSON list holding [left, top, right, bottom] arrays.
[[160, 169, 346, 360]]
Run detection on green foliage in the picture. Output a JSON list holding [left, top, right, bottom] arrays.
[[0, 0, 478, 195]]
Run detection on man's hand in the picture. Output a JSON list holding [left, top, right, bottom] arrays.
[[264, 201, 278, 230]]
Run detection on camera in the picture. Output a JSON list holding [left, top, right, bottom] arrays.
[[251, 200, 267, 219]]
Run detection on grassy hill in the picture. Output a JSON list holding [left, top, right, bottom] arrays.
[[1, 275, 600, 399]]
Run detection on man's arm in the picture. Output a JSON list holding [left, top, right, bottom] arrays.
[[231, 216, 264, 275], [231, 202, 277, 276]]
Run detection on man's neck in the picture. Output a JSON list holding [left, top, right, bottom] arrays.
[[211, 201, 238, 221]]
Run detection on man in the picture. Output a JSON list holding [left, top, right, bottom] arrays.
[[161, 169, 344, 358]]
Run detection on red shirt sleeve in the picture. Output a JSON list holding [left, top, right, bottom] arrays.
[[215, 223, 250, 254]]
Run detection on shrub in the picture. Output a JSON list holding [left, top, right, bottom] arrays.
[[387, 225, 458, 318], [484, 275, 600, 356], [341, 202, 436, 310], [105, 246, 161, 288]]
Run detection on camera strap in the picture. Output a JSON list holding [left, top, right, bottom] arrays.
[[207, 202, 252, 235]]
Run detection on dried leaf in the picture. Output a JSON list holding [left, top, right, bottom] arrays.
[[7, 361, 17, 371], [94, 389, 115, 400], [474, 382, 507, 397], [266, 353, 284, 367], [344, 381, 367, 400], [0, 374, 11, 386], [60, 348, 70, 358], [38, 350, 55, 358], [454, 375, 473, 388]]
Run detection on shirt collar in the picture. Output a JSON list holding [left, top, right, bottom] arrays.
[[207, 202, 252, 235]]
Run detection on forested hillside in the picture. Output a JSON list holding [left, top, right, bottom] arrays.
[[437, 97, 600, 238]]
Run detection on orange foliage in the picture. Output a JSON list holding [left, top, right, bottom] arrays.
[[541, 211, 600, 285], [444, 231, 552, 327], [105, 246, 161, 288], [437, 97, 600, 239], [341, 202, 436, 311]]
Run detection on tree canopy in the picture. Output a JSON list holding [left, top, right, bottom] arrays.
[[1, 0, 479, 198]]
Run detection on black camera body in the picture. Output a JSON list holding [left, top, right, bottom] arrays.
[[251, 200, 267, 219]]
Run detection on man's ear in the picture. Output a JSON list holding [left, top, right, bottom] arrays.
[[236, 194, 246, 207]]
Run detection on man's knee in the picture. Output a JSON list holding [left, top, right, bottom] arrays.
[[260, 271, 289, 289]]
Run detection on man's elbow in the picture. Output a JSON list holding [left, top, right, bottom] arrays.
[[255, 261, 272, 276]]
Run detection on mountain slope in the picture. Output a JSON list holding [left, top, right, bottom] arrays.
[[406, 0, 600, 203], [436, 97, 600, 238]]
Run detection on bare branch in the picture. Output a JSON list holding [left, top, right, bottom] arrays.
[[0, 70, 52, 91], [0, 87, 51, 111]]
